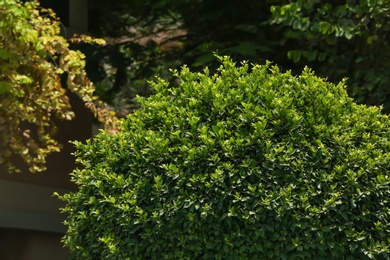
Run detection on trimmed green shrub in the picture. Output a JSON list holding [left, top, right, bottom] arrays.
[[59, 56, 390, 259]]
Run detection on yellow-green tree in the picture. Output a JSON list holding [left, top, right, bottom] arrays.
[[0, 0, 116, 173]]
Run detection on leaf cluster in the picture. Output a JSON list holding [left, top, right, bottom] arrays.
[[59, 56, 390, 259], [0, 0, 117, 172]]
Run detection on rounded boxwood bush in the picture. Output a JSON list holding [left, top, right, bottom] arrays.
[[60, 56, 390, 259]]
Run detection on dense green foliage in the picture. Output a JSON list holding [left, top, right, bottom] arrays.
[[82, 0, 390, 114], [60, 57, 390, 259], [0, 0, 116, 172]]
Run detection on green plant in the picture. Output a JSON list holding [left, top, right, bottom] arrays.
[[59, 56, 390, 259], [0, 0, 116, 172]]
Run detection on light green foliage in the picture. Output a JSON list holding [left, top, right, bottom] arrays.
[[0, 0, 116, 172], [271, 0, 390, 112], [59, 56, 390, 259]]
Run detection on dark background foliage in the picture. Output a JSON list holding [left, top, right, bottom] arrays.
[[75, 0, 390, 115]]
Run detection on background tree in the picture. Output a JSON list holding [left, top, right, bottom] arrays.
[[0, 0, 116, 173], [271, 0, 390, 112], [80, 0, 390, 114], [81, 0, 287, 116]]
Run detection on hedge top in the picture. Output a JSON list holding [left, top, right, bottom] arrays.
[[61, 56, 390, 259]]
